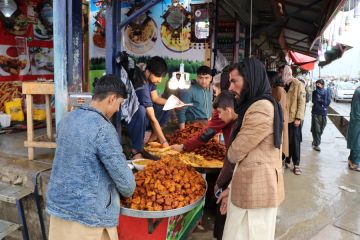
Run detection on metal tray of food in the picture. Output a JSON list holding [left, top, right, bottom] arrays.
[[120, 182, 207, 219], [194, 166, 222, 174]]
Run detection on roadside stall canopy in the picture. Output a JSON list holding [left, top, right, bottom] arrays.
[[288, 50, 317, 71], [219, 0, 346, 60]]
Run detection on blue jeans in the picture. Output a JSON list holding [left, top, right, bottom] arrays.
[[119, 104, 170, 152], [151, 104, 170, 129]]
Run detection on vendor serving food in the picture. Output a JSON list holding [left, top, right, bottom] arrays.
[[171, 69, 232, 153], [119, 56, 170, 160], [46, 75, 135, 240]]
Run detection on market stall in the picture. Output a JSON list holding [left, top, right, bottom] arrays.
[[117, 121, 226, 239]]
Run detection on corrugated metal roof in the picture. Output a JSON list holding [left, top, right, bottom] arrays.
[[220, 0, 345, 58]]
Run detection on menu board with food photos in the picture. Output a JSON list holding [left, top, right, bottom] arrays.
[[0, 0, 53, 82], [89, 0, 213, 94]]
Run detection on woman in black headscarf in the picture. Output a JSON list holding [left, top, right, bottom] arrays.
[[217, 58, 285, 240]]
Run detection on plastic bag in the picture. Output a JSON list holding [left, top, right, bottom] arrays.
[[0, 113, 11, 128], [214, 50, 229, 72], [33, 104, 46, 121], [4, 98, 24, 122]]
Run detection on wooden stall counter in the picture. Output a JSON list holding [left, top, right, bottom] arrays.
[[22, 81, 56, 160]]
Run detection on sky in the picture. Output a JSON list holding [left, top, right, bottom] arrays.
[[312, 7, 360, 80], [312, 46, 360, 79]]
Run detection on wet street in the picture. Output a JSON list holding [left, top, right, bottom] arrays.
[[190, 104, 360, 240]]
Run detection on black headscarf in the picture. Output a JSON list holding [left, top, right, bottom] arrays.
[[229, 58, 283, 149]]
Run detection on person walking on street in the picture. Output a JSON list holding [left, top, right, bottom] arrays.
[[311, 79, 331, 151], [347, 87, 360, 171], [283, 65, 306, 175]]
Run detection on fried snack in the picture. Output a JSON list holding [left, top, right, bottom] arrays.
[[145, 141, 223, 168], [132, 159, 154, 166], [145, 146, 172, 153], [122, 158, 206, 211], [0, 55, 27, 75], [145, 143, 180, 156], [161, 153, 223, 168], [166, 123, 227, 161], [147, 142, 162, 148]]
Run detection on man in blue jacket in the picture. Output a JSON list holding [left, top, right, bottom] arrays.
[[46, 75, 136, 240], [177, 66, 213, 130], [311, 79, 331, 151]]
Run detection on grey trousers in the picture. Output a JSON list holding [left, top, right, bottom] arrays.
[[311, 114, 327, 146]]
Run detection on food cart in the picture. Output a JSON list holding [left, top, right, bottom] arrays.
[[117, 155, 210, 239], [118, 187, 205, 240]]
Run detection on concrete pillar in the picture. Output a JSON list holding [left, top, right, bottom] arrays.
[[53, 0, 83, 126], [105, 0, 121, 76], [53, 0, 68, 127]]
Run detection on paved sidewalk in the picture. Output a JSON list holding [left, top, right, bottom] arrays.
[[276, 105, 360, 239]]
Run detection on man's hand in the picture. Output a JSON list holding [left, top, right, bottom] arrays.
[[179, 123, 185, 130], [294, 119, 301, 127], [216, 188, 229, 215], [171, 144, 184, 152], [162, 141, 169, 148]]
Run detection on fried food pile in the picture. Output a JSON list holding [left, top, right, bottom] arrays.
[[166, 123, 227, 161], [123, 158, 206, 211], [145, 142, 223, 168], [162, 154, 223, 168]]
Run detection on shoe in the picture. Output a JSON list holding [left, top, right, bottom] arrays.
[[313, 145, 321, 151], [348, 160, 360, 171], [293, 165, 302, 175], [141, 149, 160, 160]]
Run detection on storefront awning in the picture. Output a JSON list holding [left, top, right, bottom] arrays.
[[288, 50, 317, 71]]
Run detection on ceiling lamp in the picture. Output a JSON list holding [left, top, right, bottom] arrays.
[[168, 63, 191, 90], [0, 0, 18, 18], [355, 0, 360, 18], [168, 72, 180, 90]]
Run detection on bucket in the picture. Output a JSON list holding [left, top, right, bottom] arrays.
[[0, 113, 11, 128]]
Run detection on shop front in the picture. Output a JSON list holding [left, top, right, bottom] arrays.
[[0, 0, 351, 239]]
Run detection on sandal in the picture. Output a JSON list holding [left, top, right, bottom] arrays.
[[141, 149, 160, 160], [293, 166, 302, 175], [129, 151, 143, 160], [348, 160, 360, 171], [130, 150, 160, 161], [284, 162, 290, 169]]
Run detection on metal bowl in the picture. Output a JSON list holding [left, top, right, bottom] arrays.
[[120, 182, 207, 218]]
